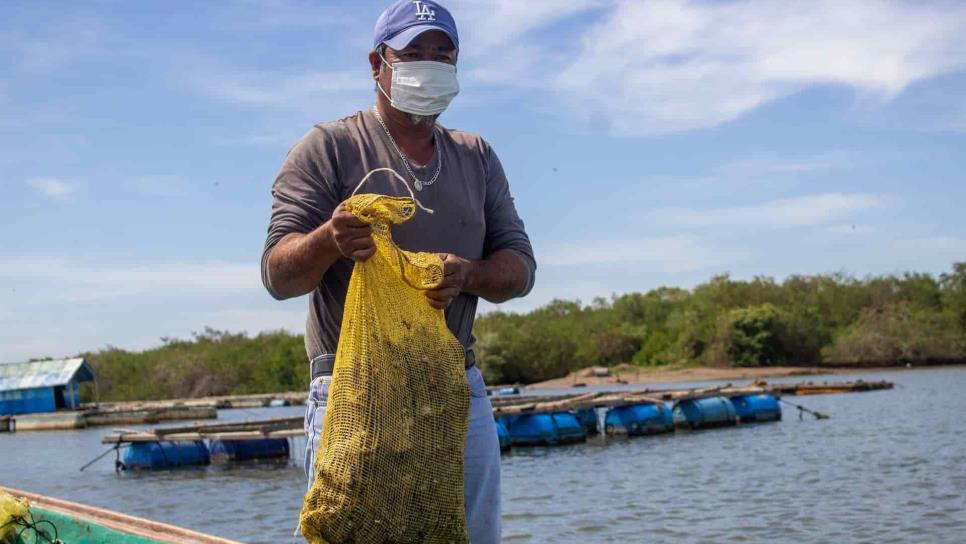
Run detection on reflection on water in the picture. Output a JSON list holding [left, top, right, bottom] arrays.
[[2, 367, 965, 543]]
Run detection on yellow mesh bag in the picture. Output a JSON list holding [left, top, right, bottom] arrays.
[[1, 490, 29, 540], [299, 183, 470, 543]]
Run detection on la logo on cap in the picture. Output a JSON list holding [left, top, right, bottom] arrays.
[[413, 1, 436, 21]]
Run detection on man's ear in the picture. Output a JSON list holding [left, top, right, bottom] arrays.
[[368, 50, 381, 81]]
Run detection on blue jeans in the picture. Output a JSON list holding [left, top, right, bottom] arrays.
[[304, 364, 501, 544]]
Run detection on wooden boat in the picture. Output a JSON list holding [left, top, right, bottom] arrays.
[[0, 486, 239, 543]]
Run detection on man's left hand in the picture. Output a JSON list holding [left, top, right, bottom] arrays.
[[426, 253, 473, 309]]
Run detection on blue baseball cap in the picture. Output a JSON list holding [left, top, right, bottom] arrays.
[[373, 0, 459, 51]]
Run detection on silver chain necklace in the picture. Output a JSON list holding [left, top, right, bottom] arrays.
[[372, 105, 441, 191]]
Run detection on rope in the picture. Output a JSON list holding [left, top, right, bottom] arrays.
[[80, 443, 127, 472], [157, 441, 173, 466], [115, 442, 124, 473], [778, 397, 829, 420], [2, 510, 62, 543], [351, 167, 434, 214]]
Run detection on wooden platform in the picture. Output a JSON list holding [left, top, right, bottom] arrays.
[[490, 379, 892, 415], [10, 406, 217, 431], [101, 379, 892, 445], [84, 392, 308, 413], [768, 380, 893, 395], [69, 377, 897, 420], [103, 416, 304, 444]]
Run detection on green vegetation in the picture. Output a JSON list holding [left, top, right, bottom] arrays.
[[80, 264, 965, 401], [474, 263, 966, 384], [81, 329, 306, 402]]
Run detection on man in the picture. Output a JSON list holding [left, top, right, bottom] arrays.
[[260, 1, 536, 542]]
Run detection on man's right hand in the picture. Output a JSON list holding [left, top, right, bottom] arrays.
[[329, 202, 376, 261]]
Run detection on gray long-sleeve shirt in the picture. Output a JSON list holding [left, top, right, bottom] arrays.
[[261, 109, 535, 367]]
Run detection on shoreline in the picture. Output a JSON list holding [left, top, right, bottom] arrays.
[[66, 365, 961, 409], [524, 363, 955, 389]]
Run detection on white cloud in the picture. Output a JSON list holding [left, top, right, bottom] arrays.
[[463, 42, 547, 86], [456, 0, 606, 85], [196, 307, 306, 336], [894, 236, 966, 256], [479, 278, 611, 314], [652, 193, 885, 229], [26, 177, 78, 198], [0, 258, 260, 301], [622, 152, 858, 204], [1, 19, 104, 73], [219, 0, 352, 32], [457, 0, 606, 50], [0, 296, 307, 363], [192, 68, 369, 109], [714, 155, 837, 176], [554, 0, 966, 134], [0, 338, 71, 364], [540, 235, 745, 271]]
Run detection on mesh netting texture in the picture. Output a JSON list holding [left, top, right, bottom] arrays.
[[1, 490, 30, 540], [299, 194, 471, 544]]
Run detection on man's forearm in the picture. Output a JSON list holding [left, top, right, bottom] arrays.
[[464, 249, 531, 304], [266, 223, 340, 299]]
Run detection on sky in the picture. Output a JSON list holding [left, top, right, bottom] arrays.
[[2, 0, 965, 363]]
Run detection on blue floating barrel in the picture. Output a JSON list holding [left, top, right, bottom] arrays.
[[497, 414, 518, 429], [495, 418, 512, 452], [554, 412, 586, 443], [604, 403, 674, 436], [730, 394, 781, 423], [673, 397, 738, 429], [575, 408, 599, 435], [497, 386, 521, 396], [122, 440, 209, 470], [504, 412, 587, 446], [209, 438, 290, 463]]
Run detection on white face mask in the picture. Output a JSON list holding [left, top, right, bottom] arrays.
[[377, 52, 460, 116]]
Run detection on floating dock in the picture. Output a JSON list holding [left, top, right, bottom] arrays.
[[490, 380, 890, 446], [103, 416, 304, 445], [87, 391, 309, 412], [102, 417, 304, 470], [68, 378, 892, 417], [97, 379, 891, 468], [7, 392, 297, 432], [488, 379, 893, 414], [9, 405, 217, 431]]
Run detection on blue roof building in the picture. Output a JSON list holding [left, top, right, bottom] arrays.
[[0, 358, 97, 415]]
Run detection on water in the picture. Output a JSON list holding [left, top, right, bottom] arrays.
[[2, 367, 965, 543]]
